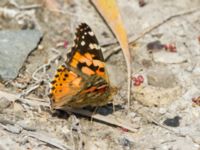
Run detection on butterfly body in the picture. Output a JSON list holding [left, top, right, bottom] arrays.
[[49, 23, 114, 109]]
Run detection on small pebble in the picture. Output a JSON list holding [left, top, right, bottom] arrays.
[[0, 97, 11, 109], [163, 116, 181, 127], [118, 137, 133, 150], [159, 108, 167, 114]]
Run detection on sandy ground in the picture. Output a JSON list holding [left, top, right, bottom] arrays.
[[0, 0, 200, 149]]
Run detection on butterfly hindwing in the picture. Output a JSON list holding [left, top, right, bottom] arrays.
[[49, 65, 83, 108]]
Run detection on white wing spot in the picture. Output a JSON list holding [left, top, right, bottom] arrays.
[[81, 41, 85, 46], [93, 44, 98, 49], [82, 36, 85, 39], [89, 43, 94, 49], [84, 32, 87, 35], [88, 31, 94, 36], [89, 43, 99, 49]]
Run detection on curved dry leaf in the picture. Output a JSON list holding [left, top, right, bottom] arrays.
[[91, 0, 132, 109]]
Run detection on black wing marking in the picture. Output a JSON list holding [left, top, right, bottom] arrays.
[[67, 23, 105, 62]]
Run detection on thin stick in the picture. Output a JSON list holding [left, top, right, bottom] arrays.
[[19, 4, 42, 10], [0, 90, 49, 107], [20, 82, 40, 97], [129, 7, 200, 44], [8, 0, 42, 10], [105, 7, 200, 59], [25, 131, 72, 150], [0, 90, 137, 132]]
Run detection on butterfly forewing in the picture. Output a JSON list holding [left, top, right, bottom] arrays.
[[67, 23, 108, 80], [67, 23, 104, 61]]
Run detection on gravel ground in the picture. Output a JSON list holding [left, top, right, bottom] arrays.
[[0, 0, 200, 149]]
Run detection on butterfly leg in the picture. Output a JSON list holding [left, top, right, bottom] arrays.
[[90, 106, 99, 122], [112, 102, 115, 113]]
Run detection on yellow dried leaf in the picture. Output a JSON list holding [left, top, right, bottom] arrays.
[[91, 0, 132, 109]]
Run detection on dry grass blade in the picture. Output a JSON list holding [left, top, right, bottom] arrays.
[[91, 0, 132, 110], [128, 7, 200, 44]]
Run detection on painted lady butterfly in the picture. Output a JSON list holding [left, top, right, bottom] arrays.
[[49, 23, 114, 109]]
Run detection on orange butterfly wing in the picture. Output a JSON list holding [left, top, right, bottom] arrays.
[[49, 23, 111, 109], [49, 65, 83, 108]]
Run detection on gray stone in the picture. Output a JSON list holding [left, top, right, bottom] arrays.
[[118, 137, 133, 149], [0, 30, 42, 80], [0, 97, 11, 109]]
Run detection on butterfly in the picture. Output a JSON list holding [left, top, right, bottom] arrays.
[[49, 23, 114, 109]]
